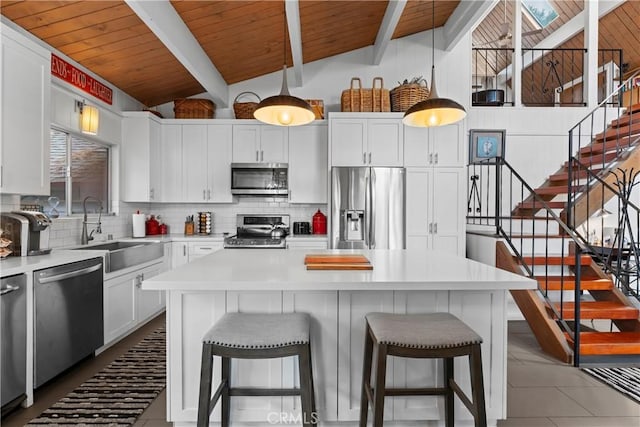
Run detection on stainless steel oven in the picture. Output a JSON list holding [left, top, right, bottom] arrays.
[[224, 214, 289, 249], [34, 257, 104, 388], [230, 163, 288, 196]]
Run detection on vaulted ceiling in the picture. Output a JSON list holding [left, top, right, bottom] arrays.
[[1, 1, 637, 108]]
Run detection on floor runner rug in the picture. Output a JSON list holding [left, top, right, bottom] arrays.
[[582, 367, 640, 404], [27, 326, 166, 426]]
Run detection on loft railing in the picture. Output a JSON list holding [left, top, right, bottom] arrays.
[[471, 48, 623, 108], [566, 70, 640, 300], [467, 158, 587, 366]]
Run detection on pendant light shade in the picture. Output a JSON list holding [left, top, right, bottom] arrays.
[[403, 1, 466, 128], [253, 65, 314, 126]]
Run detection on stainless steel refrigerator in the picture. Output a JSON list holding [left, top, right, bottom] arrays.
[[330, 167, 405, 249]]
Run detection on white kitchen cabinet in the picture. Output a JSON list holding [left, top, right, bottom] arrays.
[[330, 116, 403, 167], [283, 291, 339, 422], [207, 124, 233, 202], [0, 24, 50, 195], [337, 291, 394, 421], [121, 112, 162, 202], [188, 241, 223, 261], [135, 262, 164, 323], [404, 122, 464, 167], [286, 237, 328, 250], [104, 260, 166, 346], [406, 167, 465, 256], [160, 124, 183, 201], [171, 241, 189, 268], [232, 124, 288, 163], [288, 123, 328, 204]]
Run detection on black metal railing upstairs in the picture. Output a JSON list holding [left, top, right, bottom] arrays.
[[566, 70, 640, 301], [472, 48, 623, 108], [467, 158, 589, 366]]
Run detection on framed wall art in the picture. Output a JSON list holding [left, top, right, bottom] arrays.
[[469, 129, 506, 164]]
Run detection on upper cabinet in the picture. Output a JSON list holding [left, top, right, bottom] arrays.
[[232, 124, 288, 163], [330, 115, 403, 167], [404, 122, 464, 167], [121, 113, 162, 202], [1, 25, 51, 195], [289, 123, 328, 204]]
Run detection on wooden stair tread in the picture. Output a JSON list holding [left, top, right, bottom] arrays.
[[611, 111, 640, 127], [521, 254, 592, 266], [515, 201, 566, 210], [534, 185, 582, 195], [580, 136, 638, 155], [593, 121, 640, 142], [549, 169, 599, 181], [550, 301, 639, 320], [575, 151, 619, 165], [535, 277, 613, 291], [565, 332, 640, 355]]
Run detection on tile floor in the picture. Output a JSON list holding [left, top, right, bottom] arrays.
[[2, 317, 639, 427]]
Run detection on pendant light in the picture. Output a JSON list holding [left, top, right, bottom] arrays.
[[403, 1, 466, 127], [253, 4, 314, 127]]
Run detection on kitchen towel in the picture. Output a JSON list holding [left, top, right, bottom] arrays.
[[132, 213, 145, 237]]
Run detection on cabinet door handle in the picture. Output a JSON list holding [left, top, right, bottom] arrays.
[[183, 245, 186, 256], [203, 189, 206, 200], [256, 150, 259, 162], [434, 153, 438, 164], [429, 153, 433, 164], [368, 152, 372, 164], [433, 223, 438, 234], [363, 152, 366, 164], [429, 223, 433, 234], [150, 188, 154, 200], [261, 150, 264, 162], [207, 189, 211, 200]]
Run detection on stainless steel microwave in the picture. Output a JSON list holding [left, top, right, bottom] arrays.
[[230, 163, 288, 196]]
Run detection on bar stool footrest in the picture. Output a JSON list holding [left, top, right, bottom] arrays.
[[229, 387, 302, 397]]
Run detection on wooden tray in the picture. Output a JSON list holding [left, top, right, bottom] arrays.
[[306, 262, 373, 270], [304, 254, 370, 264]]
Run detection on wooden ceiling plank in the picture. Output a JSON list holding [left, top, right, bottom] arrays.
[[125, 0, 228, 107], [0, 1, 76, 21], [47, 15, 145, 50], [372, 0, 406, 65], [285, 0, 304, 87]]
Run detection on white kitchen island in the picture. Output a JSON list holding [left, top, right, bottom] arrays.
[[143, 249, 535, 427]]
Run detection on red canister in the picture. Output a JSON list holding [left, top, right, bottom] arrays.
[[146, 215, 160, 235], [312, 210, 327, 235]]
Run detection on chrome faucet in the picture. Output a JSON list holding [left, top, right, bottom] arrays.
[[81, 196, 103, 245]]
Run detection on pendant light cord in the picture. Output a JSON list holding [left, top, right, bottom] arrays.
[[431, 0, 435, 71]]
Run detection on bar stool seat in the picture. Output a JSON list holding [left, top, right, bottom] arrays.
[[360, 312, 487, 427], [197, 312, 316, 427]]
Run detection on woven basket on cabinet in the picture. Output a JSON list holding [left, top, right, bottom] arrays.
[[390, 80, 430, 112], [173, 98, 215, 118], [340, 77, 390, 112], [233, 91, 261, 119]]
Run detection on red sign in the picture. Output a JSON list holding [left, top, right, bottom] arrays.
[[50, 53, 113, 105]]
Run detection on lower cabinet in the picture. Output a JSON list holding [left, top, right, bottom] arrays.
[[188, 242, 223, 260], [286, 238, 328, 250], [103, 261, 165, 346]]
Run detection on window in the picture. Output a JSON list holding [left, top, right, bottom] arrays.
[[522, 0, 558, 29], [48, 128, 110, 215]]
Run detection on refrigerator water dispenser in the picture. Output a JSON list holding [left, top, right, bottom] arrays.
[[343, 210, 364, 241]]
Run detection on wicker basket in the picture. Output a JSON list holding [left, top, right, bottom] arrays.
[[233, 91, 261, 119], [340, 77, 390, 112], [390, 80, 430, 112], [173, 98, 215, 119], [305, 99, 324, 119]]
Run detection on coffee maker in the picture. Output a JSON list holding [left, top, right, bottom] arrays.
[[0, 211, 52, 256]]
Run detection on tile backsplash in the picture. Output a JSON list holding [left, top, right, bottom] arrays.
[[4, 194, 326, 248]]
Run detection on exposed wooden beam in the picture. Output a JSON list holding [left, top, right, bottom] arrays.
[[372, 0, 407, 65], [444, 0, 498, 52], [125, 0, 228, 107], [285, 0, 303, 87]]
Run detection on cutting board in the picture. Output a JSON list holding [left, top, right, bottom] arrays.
[[304, 254, 373, 270]]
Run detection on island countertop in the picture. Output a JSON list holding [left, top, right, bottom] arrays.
[[143, 248, 535, 291]]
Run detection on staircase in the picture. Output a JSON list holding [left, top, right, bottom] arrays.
[[468, 73, 640, 365]]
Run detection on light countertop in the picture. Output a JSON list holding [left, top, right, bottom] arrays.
[[0, 250, 106, 277], [143, 248, 536, 292]]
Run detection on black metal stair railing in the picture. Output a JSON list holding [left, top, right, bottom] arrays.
[[566, 70, 640, 300], [467, 158, 589, 366]]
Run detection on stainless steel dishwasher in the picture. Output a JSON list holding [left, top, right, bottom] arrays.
[[1, 273, 27, 413], [34, 257, 104, 388]]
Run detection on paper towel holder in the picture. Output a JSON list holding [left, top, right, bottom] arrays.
[[132, 211, 146, 238]]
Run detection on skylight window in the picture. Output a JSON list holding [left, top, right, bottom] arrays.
[[521, 0, 559, 29]]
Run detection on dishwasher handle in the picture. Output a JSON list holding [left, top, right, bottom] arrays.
[[0, 284, 20, 295], [38, 263, 102, 284]]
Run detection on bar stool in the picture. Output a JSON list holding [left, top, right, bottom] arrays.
[[359, 312, 486, 427], [197, 312, 316, 427]]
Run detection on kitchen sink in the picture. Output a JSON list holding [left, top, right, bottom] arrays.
[[72, 241, 164, 273]]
